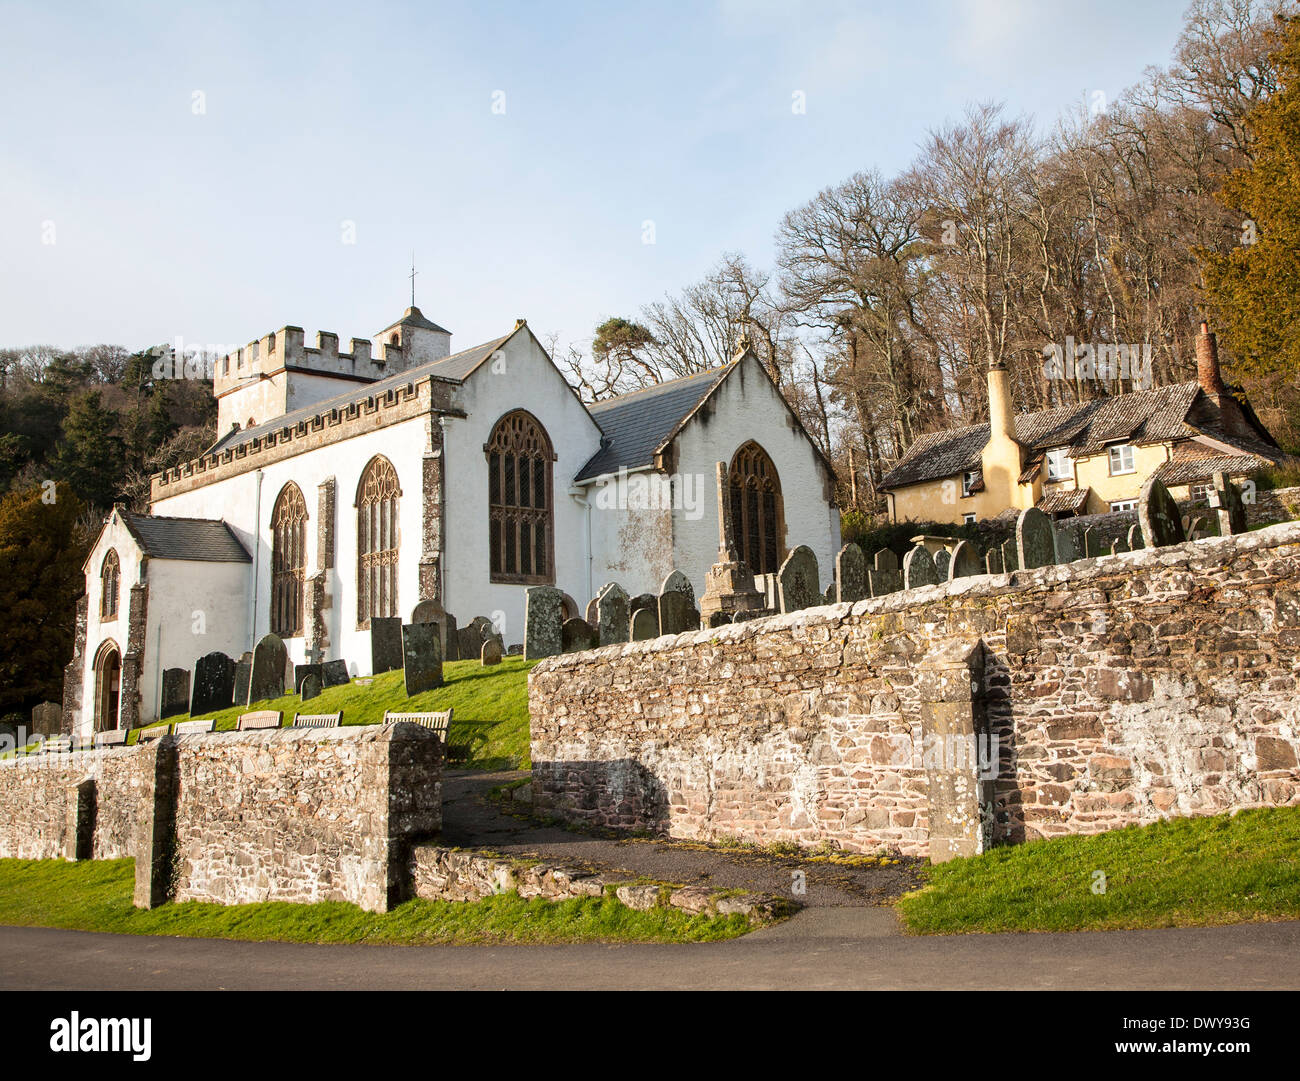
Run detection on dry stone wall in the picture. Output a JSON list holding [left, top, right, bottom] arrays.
[[529, 521, 1300, 859]]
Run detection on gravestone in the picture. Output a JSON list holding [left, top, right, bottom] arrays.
[[932, 549, 951, 581], [443, 612, 460, 662], [777, 545, 820, 613], [402, 622, 443, 696], [294, 663, 323, 694], [658, 589, 696, 634], [949, 540, 982, 579], [524, 586, 565, 660], [233, 653, 252, 705], [1127, 523, 1145, 550], [596, 583, 630, 646], [1001, 538, 1019, 571], [824, 584, 837, 605], [160, 669, 190, 720], [584, 597, 599, 624], [300, 674, 322, 701], [507, 644, 523, 655], [458, 616, 494, 662], [629, 593, 656, 615], [835, 543, 867, 603], [562, 617, 598, 653], [1110, 536, 1130, 555], [370, 617, 403, 675], [985, 547, 1004, 575], [660, 570, 696, 607], [631, 606, 659, 641], [1017, 508, 1056, 570], [1208, 471, 1248, 536], [903, 545, 939, 589], [481, 639, 503, 666], [868, 549, 903, 597], [191, 651, 236, 715], [1139, 476, 1186, 548], [248, 634, 289, 704], [322, 659, 350, 687], [1186, 514, 1208, 540], [1053, 522, 1080, 563], [30, 701, 62, 738], [708, 611, 733, 627], [1082, 527, 1101, 559]]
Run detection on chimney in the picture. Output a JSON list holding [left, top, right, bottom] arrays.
[[987, 358, 1016, 441], [1196, 321, 1229, 399]]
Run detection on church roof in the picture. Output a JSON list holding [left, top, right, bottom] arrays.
[[574, 365, 733, 482], [381, 306, 450, 335], [119, 509, 251, 563]]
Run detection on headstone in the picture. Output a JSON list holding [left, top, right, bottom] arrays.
[[458, 617, 492, 662], [1016, 507, 1056, 570], [949, 540, 982, 579], [1053, 522, 1080, 563], [835, 543, 867, 603], [322, 659, 350, 687], [412, 599, 453, 663], [932, 549, 951, 581], [191, 651, 236, 715], [30, 701, 62, 738], [1110, 536, 1130, 555], [985, 547, 1004, 575], [660, 570, 696, 608], [1139, 476, 1186, 549], [631, 607, 659, 641], [370, 617, 403, 675], [629, 593, 656, 614], [300, 674, 322, 701], [481, 639, 503, 666], [1186, 514, 1208, 540], [1208, 470, 1248, 536], [248, 634, 289, 704], [903, 545, 939, 589], [824, 584, 837, 605], [294, 663, 323, 694], [562, 617, 598, 653], [658, 589, 697, 634], [507, 643, 523, 655], [1082, 527, 1101, 559], [233, 653, 252, 705], [524, 586, 565, 660], [1127, 523, 1145, 551], [596, 582, 630, 646], [160, 669, 190, 720], [708, 611, 733, 627], [443, 612, 461, 661], [1001, 537, 1019, 571], [777, 545, 820, 613], [584, 597, 599, 624], [868, 549, 903, 597], [402, 621, 444, 696]]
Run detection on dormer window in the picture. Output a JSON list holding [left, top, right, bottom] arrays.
[[962, 470, 980, 497], [1046, 448, 1071, 482]]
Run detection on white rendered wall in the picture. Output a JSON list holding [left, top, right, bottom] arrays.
[[77, 514, 143, 739]]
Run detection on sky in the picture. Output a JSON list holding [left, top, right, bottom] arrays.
[[0, 0, 1193, 358]]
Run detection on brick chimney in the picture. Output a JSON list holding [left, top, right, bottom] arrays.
[[1196, 321, 1229, 399]]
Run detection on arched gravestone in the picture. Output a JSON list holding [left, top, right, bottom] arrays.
[[596, 583, 630, 646], [1016, 507, 1056, 570], [631, 606, 659, 641], [903, 546, 939, 589], [777, 546, 820, 613], [660, 570, 696, 607], [1127, 523, 1145, 550], [1110, 536, 1130, 555], [300, 674, 323, 701], [868, 549, 902, 597], [835, 542, 867, 603], [658, 587, 698, 635], [248, 633, 289, 704], [191, 651, 235, 715], [562, 618, 598, 653], [481, 638, 503, 666], [584, 596, 599, 624], [1139, 476, 1186, 548], [524, 586, 565, 660], [932, 548, 951, 580], [949, 540, 982, 579], [411, 599, 451, 662]]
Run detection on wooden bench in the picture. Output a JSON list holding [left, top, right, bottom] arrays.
[[237, 710, 283, 731], [42, 736, 72, 753], [292, 712, 342, 729], [173, 718, 216, 736], [383, 709, 453, 742], [134, 726, 168, 742], [94, 728, 128, 747]]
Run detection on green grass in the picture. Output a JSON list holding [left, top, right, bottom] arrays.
[[897, 807, 1300, 935], [141, 657, 536, 769], [0, 858, 753, 945]]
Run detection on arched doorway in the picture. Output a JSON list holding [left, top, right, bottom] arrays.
[[93, 640, 121, 732]]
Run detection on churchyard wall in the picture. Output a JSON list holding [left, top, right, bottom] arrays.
[[0, 722, 442, 912], [530, 520, 1300, 859]]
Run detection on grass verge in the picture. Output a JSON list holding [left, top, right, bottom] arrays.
[[897, 807, 1300, 934], [0, 858, 753, 945]]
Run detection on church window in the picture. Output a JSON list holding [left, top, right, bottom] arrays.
[[357, 456, 401, 627], [487, 411, 554, 584], [271, 482, 308, 637], [100, 549, 120, 620], [727, 441, 784, 575]]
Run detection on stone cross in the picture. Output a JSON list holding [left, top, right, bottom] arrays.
[[714, 461, 739, 562], [1208, 470, 1247, 536]]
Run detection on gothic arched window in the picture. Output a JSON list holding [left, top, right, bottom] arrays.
[[100, 549, 120, 620], [271, 482, 308, 637], [357, 456, 401, 628], [487, 410, 554, 584], [728, 441, 785, 575]]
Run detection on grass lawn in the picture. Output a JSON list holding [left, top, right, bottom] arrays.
[[897, 807, 1300, 935], [0, 858, 753, 945], [141, 656, 536, 769]]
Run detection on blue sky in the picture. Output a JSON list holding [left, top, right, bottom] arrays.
[[0, 0, 1191, 356]]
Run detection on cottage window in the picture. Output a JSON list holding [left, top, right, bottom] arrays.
[[1108, 444, 1136, 475], [1046, 448, 1071, 482]]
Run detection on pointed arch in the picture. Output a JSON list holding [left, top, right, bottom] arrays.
[[93, 638, 121, 732], [270, 482, 308, 637], [100, 549, 120, 620], [356, 456, 401, 628], [486, 410, 555, 584], [728, 441, 785, 575]]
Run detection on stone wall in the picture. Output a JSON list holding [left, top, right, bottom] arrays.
[[0, 722, 442, 911], [529, 521, 1300, 859]]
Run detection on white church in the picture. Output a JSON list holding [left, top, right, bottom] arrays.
[[67, 306, 841, 736]]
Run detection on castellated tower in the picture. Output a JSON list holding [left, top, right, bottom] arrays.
[[212, 307, 452, 435]]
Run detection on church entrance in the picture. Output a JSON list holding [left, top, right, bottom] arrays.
[[94, 641, 121, 731]]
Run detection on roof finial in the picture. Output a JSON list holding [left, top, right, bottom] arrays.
[[409, 251, 418, 309]]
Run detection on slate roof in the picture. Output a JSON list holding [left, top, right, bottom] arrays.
[[1038, 487, 1091, 515], [120, 510, 251, 563], [385, 305, 450, 334], [880, 382, 1247, 491], [574, 365, 733, 482], [1153, 454, 1262, 486]]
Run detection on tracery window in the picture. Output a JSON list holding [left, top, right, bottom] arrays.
[[100, 549, 120, 620], [487, 411, 554, 584], [357, 456, 401, 627], [728, 441, 784, 575], [271, 482, 308, 637]]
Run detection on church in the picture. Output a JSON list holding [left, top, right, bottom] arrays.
[[66, 306, 842, 737]]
